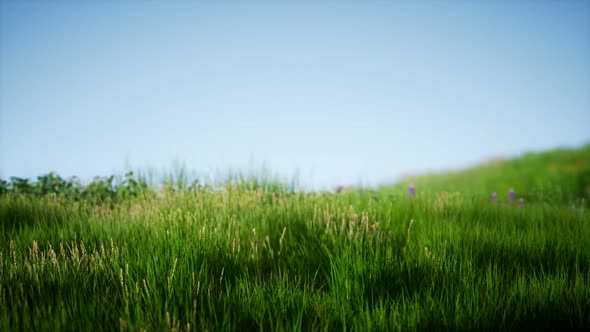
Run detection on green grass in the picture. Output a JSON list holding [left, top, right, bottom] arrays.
[[1, 145, 589, 331]]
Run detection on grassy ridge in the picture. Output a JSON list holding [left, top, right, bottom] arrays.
[[388, 145, 590, 203], [1, 145, 589, 331]]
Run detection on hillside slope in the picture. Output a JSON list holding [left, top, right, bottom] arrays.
[[385, 144, 590, 203]]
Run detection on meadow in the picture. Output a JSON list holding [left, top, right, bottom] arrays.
[[1, 145, 589, 331]]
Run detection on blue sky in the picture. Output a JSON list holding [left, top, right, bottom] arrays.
[[1, 1, 589, 189]]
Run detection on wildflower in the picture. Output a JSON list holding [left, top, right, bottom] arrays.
[[491, 192, 497, 203], [335, 185, 343, 194], [518, 198, 523, 209], [508, 188, 515, 203], [408, 184, 415, 197]]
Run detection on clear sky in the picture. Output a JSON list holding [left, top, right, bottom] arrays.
[[1, 1, 589, 189]]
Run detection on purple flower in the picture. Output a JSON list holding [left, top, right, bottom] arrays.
[[335, 185, 343, 194], [518, 198, 523, 209], [408, 184, 415, 197], [491, 192, 497, 203], [508, 188, 515, 203]]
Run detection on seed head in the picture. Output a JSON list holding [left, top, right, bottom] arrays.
[[143, 279, 149, 295], [279, 227, 287, 248]]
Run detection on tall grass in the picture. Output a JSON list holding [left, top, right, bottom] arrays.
[[1, 145, 589, 331]]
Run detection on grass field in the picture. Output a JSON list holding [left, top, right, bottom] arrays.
[[1, 145, 589, 331]]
